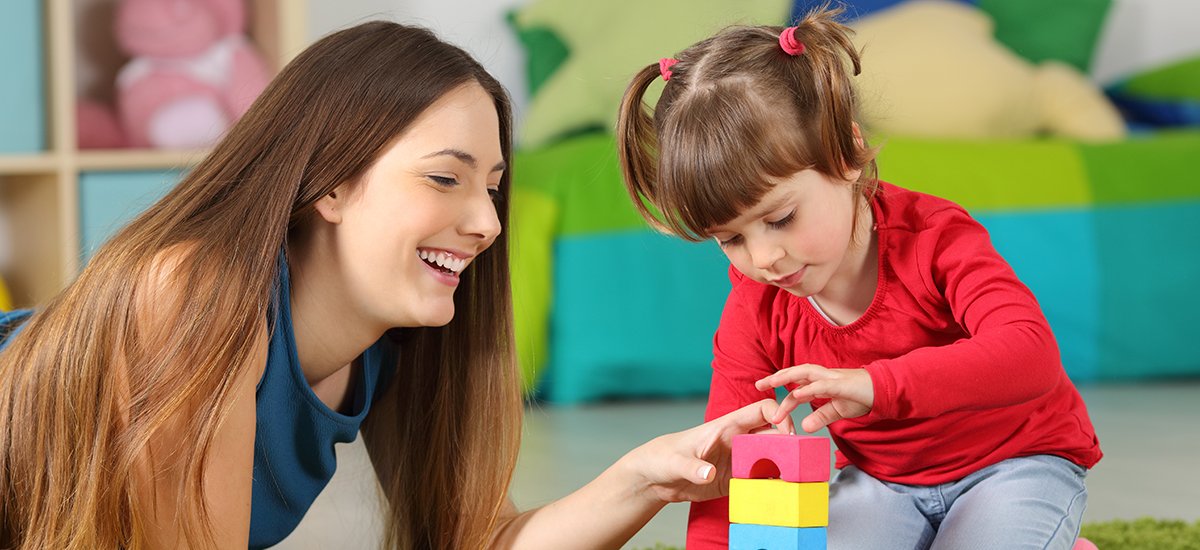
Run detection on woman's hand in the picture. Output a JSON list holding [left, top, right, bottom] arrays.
[[622, 399, 794, 504], [755, 364, 874, 433]]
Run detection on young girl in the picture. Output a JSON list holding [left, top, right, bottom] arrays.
[[0, 22, 792, 550], [617, 7, 1102, 550]]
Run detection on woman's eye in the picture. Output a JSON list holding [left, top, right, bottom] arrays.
[[488, 188, 503, 203], [767, 211, 796, 230], [429, 175, 458, 187]]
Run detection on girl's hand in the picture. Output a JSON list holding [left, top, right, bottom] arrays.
[[624, 399, 794, 504], [755, 364, 874, 433]]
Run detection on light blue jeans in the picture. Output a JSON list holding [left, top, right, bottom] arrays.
[[828, 455, 1088, 550]]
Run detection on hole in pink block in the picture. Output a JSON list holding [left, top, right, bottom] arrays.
[[748, 458, 782, 479]]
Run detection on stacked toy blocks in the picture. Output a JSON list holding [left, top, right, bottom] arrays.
[[729, 434, 831, 550]]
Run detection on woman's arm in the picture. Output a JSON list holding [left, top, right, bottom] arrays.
[[488, 400, 791, 549], [129, 249, 267, 549]]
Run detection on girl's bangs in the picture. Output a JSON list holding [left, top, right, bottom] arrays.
[[656, 89, 812, 241]]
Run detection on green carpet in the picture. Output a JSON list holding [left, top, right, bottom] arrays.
[[1080, 518, 1200, 550], [636, 518, 1200, 549]]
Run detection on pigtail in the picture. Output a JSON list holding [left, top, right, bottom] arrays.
[[617, 63, 672, 232], [789, 5, 878, 190]]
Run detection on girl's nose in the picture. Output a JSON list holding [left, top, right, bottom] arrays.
[[748, 238, 784, 271]]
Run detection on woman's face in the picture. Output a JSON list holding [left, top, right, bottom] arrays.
[[322, 82, 504, 329]]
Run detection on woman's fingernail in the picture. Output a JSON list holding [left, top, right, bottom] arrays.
[[698, 465, 713, 480]]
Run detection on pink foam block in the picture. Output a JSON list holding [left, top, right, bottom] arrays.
[[733, 434, 831, 482]]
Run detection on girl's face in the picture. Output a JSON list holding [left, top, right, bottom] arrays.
[[320, 82, 504, 329], [708, 168, 864, 298]]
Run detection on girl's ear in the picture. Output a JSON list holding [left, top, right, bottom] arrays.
[[314, 184, 348, 224], [842, 121, 866, 181]]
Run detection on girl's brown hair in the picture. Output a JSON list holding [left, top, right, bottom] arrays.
[[618, 5, 879, 241], [0, 22, 521, 549]]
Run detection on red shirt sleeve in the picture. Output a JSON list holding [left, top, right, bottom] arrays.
[[864, 205, 1063, 420], [686, 266, 778, 549]]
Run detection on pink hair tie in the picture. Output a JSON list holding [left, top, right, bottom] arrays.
[[779, 27, 806, 56], [659, 58, 679, 81]]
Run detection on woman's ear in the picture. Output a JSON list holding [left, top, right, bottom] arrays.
[[314, 185, 347, 224]]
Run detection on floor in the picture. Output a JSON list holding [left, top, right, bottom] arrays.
[[276, 380, 1200, 549]]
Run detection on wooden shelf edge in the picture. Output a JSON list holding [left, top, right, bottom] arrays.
[[0, 153, 58, 175], [76, 149, 208, 171]]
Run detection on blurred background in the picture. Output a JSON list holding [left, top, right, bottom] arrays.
[[1, 0, 1197, 548]]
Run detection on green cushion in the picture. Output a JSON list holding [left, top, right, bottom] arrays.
[[978, 0, 1113, 72], [510, 187, 559, 392], [1080, 131, 1200, 204], [1120, 56, 1200, 101], [876, 136, 1092, 211], [504, 11, 570, 97], [511, 0, 790, 147], [515, 134, 647, 234]]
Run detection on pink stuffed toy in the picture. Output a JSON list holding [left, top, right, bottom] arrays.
[[114, 0, 271, 149], [76, 98, 128, 149]]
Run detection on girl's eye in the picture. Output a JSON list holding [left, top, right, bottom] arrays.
[[767, 211, 796, 230], [429, 175, 458, 187], [717, 235, 743, 248]]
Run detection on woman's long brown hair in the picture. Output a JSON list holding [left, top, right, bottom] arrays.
[[0, 22, 521, 549], [617, 5, 879, 241]]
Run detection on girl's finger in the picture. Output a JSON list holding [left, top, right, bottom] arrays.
[[754, 364, 818, 391], [801, 402, 844, 433], [791, 379, 836, 403], [772, 388, 814, 424], [774, 410, 796, 435]]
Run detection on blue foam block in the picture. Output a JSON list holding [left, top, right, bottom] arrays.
[[730, 523, 827, 550]]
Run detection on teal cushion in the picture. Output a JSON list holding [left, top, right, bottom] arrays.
[[541, 231, 729, 404]]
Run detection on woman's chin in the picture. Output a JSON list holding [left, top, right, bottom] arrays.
[[415, 306, 455, 328]]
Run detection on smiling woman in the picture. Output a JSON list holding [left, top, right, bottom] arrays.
[[0, 20, 792, 550]]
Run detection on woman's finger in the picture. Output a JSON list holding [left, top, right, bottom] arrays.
[[714, 399, 782, 435], [686, 458, 716, 484]]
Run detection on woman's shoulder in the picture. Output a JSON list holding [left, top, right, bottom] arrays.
[[136, 242, 270, 378]]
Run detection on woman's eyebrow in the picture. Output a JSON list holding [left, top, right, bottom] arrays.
[[422, 149, 506, 172]]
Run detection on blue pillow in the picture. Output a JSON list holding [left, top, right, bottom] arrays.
[[790, 0, 977, 23]]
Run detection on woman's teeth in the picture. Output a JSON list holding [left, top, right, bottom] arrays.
[[418, 250, 466, 273]]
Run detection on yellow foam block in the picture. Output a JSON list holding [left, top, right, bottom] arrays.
[[729, 479, 828, 528]]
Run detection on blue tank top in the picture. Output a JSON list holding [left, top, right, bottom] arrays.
[[250, 257, 397, 548], [0, 258, 398, 549]]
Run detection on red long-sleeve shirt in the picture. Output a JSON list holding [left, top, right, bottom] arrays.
[[687, 182, 1102, 548]]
